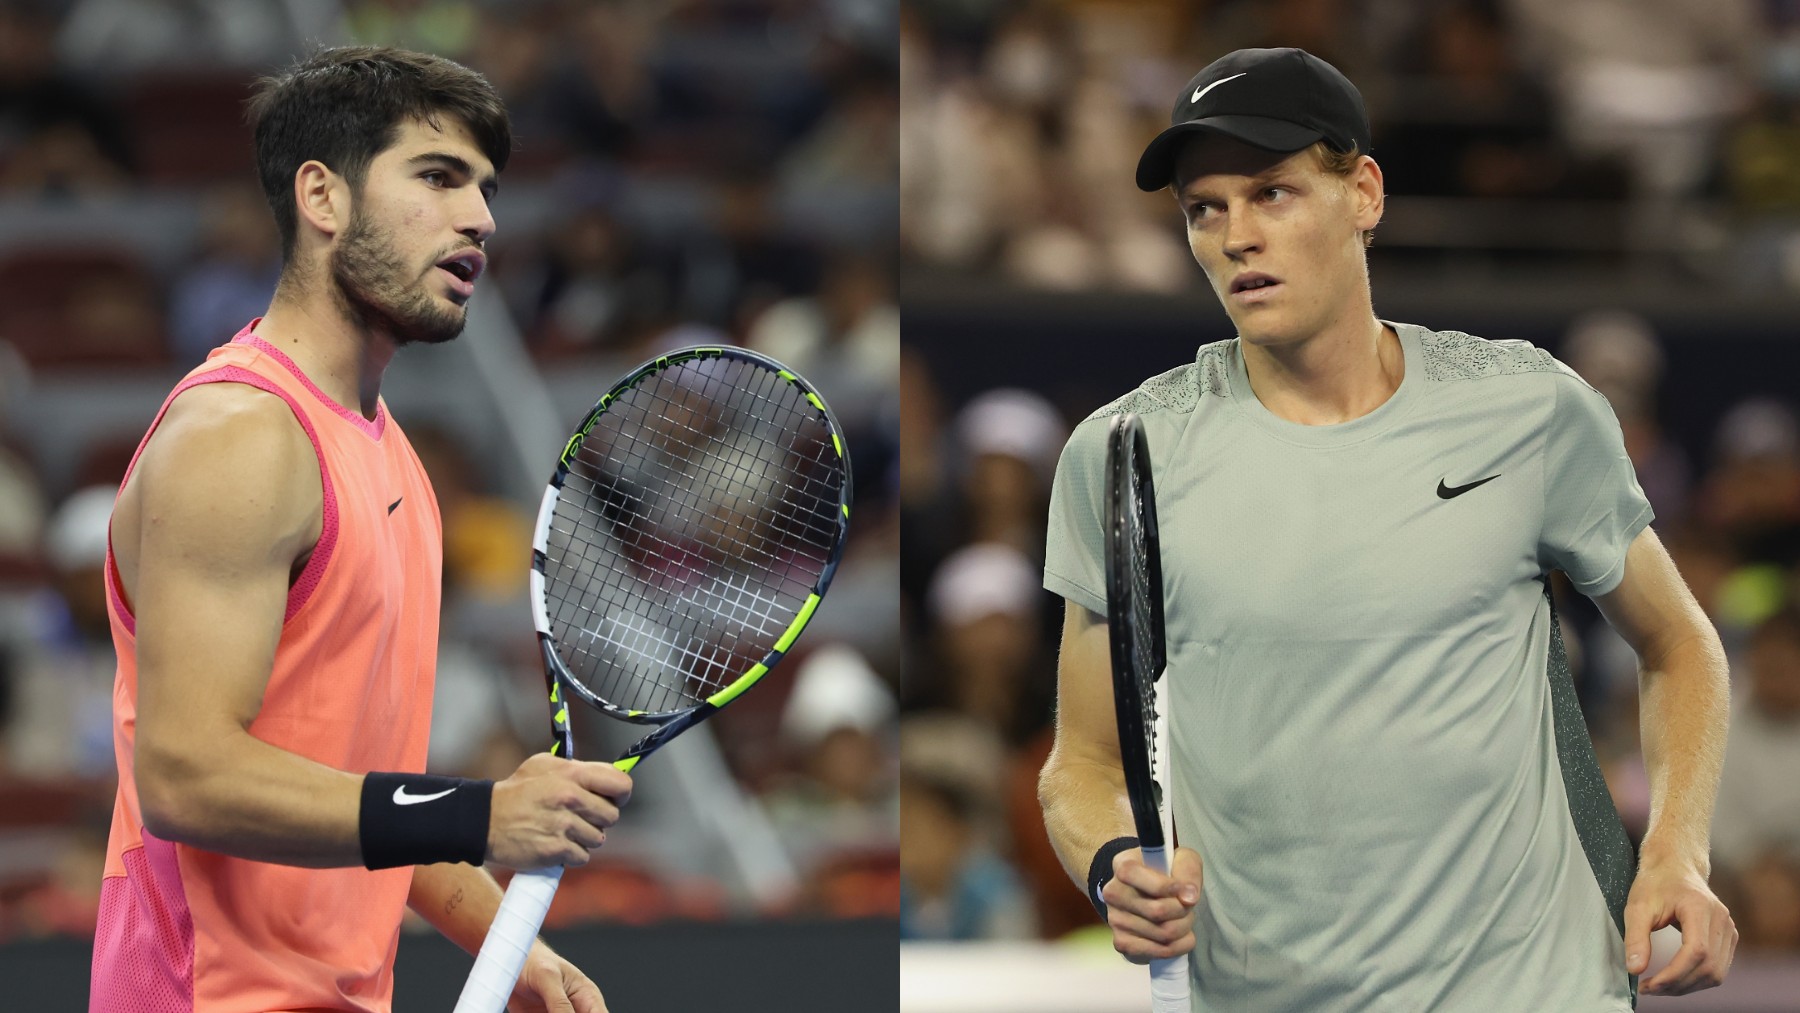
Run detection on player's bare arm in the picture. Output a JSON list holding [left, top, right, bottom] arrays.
[[118, 383, 630, 870], [120, 382, 362, 865], [409, 863, 608, 1013], [1039, 598, 1201, 963], [1592, 526, 1737, 994]]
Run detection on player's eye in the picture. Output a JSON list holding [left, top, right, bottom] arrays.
[[423, 170, 450, 187], [1262, 186, 1288, 202]]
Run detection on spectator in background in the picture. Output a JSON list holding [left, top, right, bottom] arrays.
[[1698, 398, 1800, 575], [899, 713, 1034, 940], [469, 0, 644, 171], [1562, 310, 1689, 525], [0, 0, 133, 196], [749, 250, 898, 435], [0, 486, 117, 782], [954, 388, 1064, 556], [0, 342, 47, 575], [1506, 0, 1760, 202], [1377, 2, 1579, 202], [919, 542, 1053, 745], [1731, 851, 1800, 953], [1710, 608, 1800, 879], [515, 197, 674, 356], [685, 173, 822, 334], [167, 182, 283, 364], [763, 645, 898, 872]]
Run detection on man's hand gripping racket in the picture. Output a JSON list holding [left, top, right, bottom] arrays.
[[453, 347, 852, 1012], [1105, 413, 1190, 1013]]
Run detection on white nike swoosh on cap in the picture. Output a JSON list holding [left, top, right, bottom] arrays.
[[1192, 72, 1248, 104], [393, 785, 457, 805]]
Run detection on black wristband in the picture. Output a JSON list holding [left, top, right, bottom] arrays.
[[359, 772, 493, 870], [1087, 835, 1140, 920]]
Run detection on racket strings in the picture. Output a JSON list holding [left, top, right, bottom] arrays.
[[542, 357, 842, 715], [1126, 455, 1161, 782]]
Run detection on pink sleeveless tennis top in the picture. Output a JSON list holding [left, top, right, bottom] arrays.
[[91, 321, 443, 1013]]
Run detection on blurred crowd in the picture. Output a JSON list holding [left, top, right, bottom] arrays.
[[0, 0, 899, 941], [902, 0, 1800, 290], [898, 313, 1800, 957]]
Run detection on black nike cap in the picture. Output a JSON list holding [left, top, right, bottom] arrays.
[[1135, 47, 1371, 192]]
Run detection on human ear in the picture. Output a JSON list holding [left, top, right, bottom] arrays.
[[1351, 155, 1384, 234], [292, 160, 348, 241]]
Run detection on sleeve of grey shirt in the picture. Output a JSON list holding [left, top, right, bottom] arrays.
[[1537, 372, 1655, 596], [1043, 415, 1111, 616]]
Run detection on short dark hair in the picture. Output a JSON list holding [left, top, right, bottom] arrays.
[[246, 46, 512, 261]]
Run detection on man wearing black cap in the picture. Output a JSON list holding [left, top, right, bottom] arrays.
[[1039, 48, 1736, 1010]]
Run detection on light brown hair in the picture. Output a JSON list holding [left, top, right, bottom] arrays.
[[1309, 141, 1376, 249]]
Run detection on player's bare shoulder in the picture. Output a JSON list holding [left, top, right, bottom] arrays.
[[113, 382, 324, 606]]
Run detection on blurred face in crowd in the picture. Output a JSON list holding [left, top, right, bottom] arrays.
[[1172, 135, 1383, 350], [941, 611, 1037, 726], [963, 453, 1041, 543], [318, 117, 497, 346], [1740, 853, 1800, 950], [1749, 616, 1800, 720], [898, 778, 970, 897], [808, 727, 886, 801]]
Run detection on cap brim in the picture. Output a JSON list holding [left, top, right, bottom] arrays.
[[1134, 116, 1325, 192]]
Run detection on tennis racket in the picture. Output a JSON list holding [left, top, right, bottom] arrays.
[[1104, 412, 1188, 1013], [452, 345, 852, 1012]]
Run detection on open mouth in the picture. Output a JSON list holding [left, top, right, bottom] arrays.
[[1230, 273, 1280, 295], [434, 249, 486, 292]]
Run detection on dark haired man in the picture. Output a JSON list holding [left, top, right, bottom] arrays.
[[94, 47, 625, 1012], [1039, 48, 1736, 1009]]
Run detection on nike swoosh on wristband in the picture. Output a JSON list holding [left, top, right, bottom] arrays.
[[393, 785, 457, 805], [1437, 475, 1501, 499], [1192, 72, 1248, 104]]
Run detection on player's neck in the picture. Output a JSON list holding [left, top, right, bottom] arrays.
[[255, 279, 397, 420], [1240, 310, 1400, 426]]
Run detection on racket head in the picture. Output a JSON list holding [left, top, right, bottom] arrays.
[[527, 346, 852, 762], [1104, 412, 1170, 848]]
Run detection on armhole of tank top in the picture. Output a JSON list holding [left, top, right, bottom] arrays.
[[106, 367, 340, 636]]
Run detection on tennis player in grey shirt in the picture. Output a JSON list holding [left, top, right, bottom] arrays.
[[1038, 47, 1737, 1011]]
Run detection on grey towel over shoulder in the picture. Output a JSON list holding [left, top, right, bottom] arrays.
[[1045, 322, 1650, 1012]]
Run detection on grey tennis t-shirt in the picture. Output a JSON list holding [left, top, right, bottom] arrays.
[[1045, 323, 1651, 1012]]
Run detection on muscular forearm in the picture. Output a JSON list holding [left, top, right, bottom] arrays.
[[1042, 600, 1140, 890], [1637, 630, 1730, 873], [1038, 748, 1136, 890], [410, 861, 511, 954], [137, 727, 363, 867]]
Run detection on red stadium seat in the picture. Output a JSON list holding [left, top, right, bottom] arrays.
[[122, 72, 257, 185], [805, 846, 899, 919], [0, 247, 168, 368]]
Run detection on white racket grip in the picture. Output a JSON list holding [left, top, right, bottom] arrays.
[[452, 866, 565, 1013], [1139, 845, 1191, 1013]]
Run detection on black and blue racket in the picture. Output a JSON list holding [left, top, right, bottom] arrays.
[[454, 345, 851, 1011]]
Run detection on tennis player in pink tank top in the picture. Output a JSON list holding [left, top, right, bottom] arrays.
[[93, 47, 633, 1013]]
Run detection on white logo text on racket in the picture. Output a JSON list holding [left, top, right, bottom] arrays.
[[393, 785, 457, 805]]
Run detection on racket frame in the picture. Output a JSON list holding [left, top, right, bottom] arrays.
[[1104, 412, 1190, 1013], [1104, 412, 1169, 849], [526, 345, 853, 770], [456, 345, 851, 1013]]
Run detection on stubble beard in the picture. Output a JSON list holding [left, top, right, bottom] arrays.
[[330, 209, 467, 347]]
